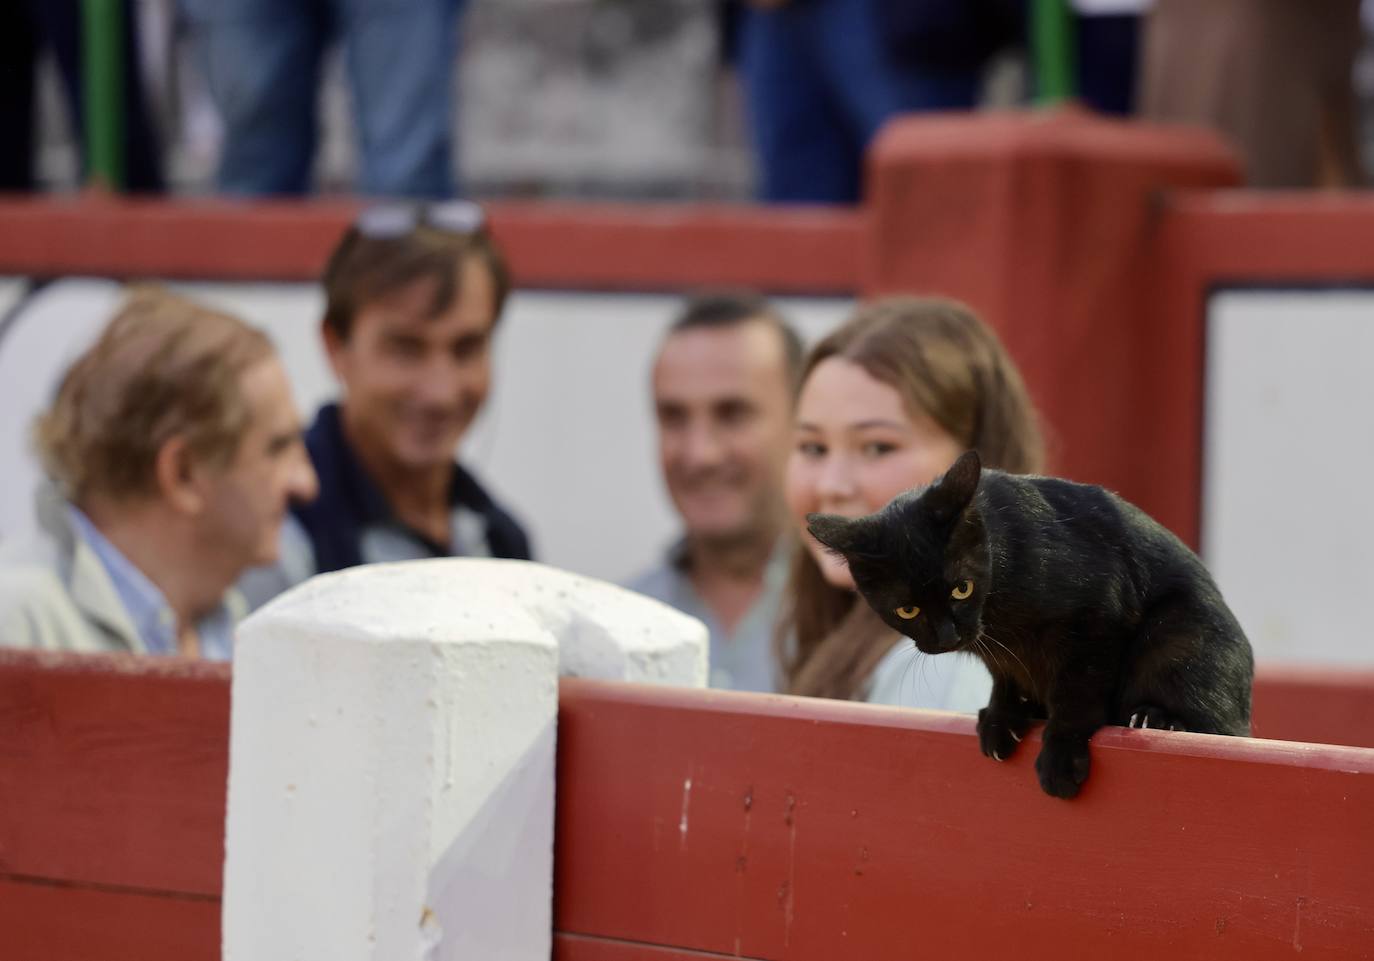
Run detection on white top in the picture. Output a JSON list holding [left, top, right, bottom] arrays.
[[865, 640, 993, 714]]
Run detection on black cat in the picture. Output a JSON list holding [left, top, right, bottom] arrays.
[[807, 450, 1253, 799]]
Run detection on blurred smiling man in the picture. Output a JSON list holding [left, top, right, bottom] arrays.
[[629, 293, 802, 691], [244, 202, 532, 606], [0, 289, 317, 658]]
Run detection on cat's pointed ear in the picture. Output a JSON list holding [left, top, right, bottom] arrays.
[[806, 513, 877, 559], [927, 450, 982, 522]]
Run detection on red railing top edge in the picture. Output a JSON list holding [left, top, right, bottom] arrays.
[[1166, 188, 1374, 216], [1254, 662, 1374, 685], [4, 650, 1372, 769], [0, 197, 865, 294], [873, 108, 1240, 174], [1156, 188, 1374, 281], [0, 647, 230, 682], [559, 675, 1374, 772]]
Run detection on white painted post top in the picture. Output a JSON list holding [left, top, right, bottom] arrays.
[[223, 558, 707, 961], [253, 557, 709, 685]]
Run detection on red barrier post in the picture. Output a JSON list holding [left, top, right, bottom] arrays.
[[863, 110, 1240, 545]]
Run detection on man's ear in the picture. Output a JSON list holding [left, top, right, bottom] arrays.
[[926, 449, 981, 523], [154, 436, 204, 516], [806, 513, 879, 560]]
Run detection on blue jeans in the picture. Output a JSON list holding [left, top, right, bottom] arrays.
[[180, 0, 462, 197], [738, 0, 981, 204]]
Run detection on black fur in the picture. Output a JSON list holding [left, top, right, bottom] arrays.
[[807, 450, 1253, 800]]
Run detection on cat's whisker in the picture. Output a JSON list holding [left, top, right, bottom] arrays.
[[982, 631, 1030, 679]]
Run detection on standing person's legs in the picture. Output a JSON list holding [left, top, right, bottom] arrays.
[[737, 3, 859, 203], [806, 0, 981, 177], [855, 0, 988, 120], [179, 0, 326, 195], [119, 0, 165, 192], [338, 0, 461, 198], [1074, 14, 1139, 117], [0, 1, 37, 189]]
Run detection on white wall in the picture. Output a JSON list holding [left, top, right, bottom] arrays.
[[0, 279, 848, 584], [1203, 288, 1374, 665]]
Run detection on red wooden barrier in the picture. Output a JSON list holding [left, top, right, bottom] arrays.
[[0, 650, 228, 961], [554, 680, 1374, 961], [1155, 194, 1374, 548], [1252, 664, 1374, 750], [863, 110, 1241, 547], [3, 650, 1373, 960]]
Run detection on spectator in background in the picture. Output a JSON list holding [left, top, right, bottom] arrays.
[[0, 288, 317, 657], [735, 0, 1020, 203], [779, 296, 1043, 708], [1140, 0, 1365, 188], [0, 0, 164, 192], [628, 293, 801, 692], [241, 202, 531, 607], [178, 0, 465, 197]]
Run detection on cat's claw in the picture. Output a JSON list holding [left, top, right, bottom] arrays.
[[1126, 705, 1187, 733], [977, 707, 1030, 762]]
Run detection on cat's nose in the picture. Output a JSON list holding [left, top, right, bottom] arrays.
[[937, 622, 961, 652]]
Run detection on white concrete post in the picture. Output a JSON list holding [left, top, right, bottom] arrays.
[[222, 559, 706, 961]]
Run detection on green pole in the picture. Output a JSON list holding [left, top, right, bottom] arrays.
[[82, 0, 125, 191], [1032, 0, 1076, 106]]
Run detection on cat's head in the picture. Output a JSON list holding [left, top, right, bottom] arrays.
[[807, 450, 990, 655]]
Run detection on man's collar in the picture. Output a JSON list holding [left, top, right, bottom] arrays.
[[308, 403, 396, 526], [66, 504, 172, 652], [310, 402, 500, 520], [668, 531, 794, 578], [64, 502, 238, 657], [34, 485, 144, 651]]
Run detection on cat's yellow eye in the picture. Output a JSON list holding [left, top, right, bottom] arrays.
[[895, 606, 920, 620], [951, 580, 974, 600]]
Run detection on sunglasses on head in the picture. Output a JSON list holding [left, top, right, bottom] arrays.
[[353, 200, 486, 238]]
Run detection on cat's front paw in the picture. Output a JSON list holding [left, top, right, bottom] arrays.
[[977, 707, 1029, 762], [1034, 737, 1091, 799]]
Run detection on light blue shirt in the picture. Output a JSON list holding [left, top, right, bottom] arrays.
[[66, 506, 235, 660], [627, 537, 791, 693]]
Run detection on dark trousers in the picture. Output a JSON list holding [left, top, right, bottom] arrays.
[[0, 0, 163, 192]]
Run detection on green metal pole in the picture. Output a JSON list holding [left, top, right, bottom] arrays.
[[1032, 0, 1076, 106], [82, 0, 125, 191]]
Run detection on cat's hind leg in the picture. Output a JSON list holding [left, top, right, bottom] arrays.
[[1119, 595, 1253, 736]]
